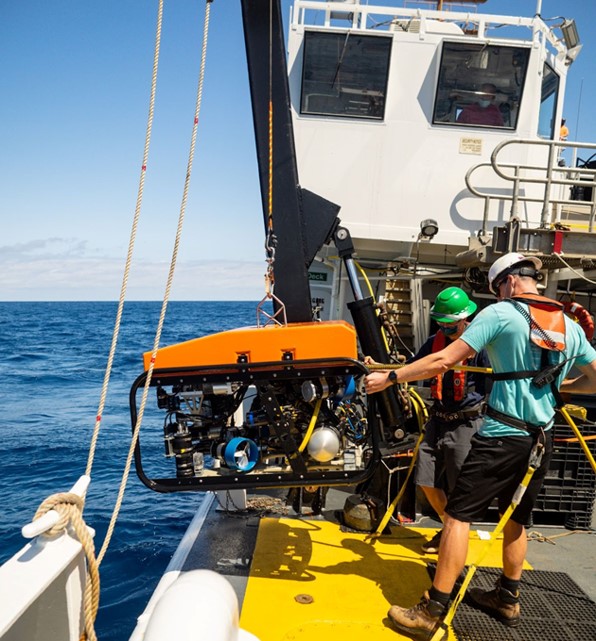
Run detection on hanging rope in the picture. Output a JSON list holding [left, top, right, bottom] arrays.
[[85, 1, 164, 480], [256, 0, 286, 326], [29, 2, 165, 638], [266, 0, 275, 267], [34, 493, 100, 641], [97, 0, 213, 566]]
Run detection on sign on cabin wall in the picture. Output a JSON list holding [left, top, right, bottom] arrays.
[[459, 137, 483, 155]]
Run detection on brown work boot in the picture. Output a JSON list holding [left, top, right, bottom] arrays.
[[468, 579, 521, 627], [387, 592, 446, 640]]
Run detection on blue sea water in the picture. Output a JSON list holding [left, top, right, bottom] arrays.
[[0, 301, 265, 641]]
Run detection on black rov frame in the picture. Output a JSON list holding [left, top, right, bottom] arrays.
[[130, 357, 381, 493]]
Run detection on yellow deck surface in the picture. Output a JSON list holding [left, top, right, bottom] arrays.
[[240, 517, 531, 641]]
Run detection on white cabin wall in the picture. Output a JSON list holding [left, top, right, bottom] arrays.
[[288, 25, 569, 260]]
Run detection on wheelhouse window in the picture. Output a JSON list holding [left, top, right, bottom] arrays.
[[537, 63, 560, 139], [433, 43, 530, 129], [301, 31, 391, 120]]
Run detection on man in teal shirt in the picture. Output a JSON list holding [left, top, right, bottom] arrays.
[[365, 252, 596, 640]]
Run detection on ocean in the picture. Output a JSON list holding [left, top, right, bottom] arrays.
[[0, 301, 265, 640]]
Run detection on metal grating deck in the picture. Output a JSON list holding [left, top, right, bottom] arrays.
[[453, 568, 596, 641]]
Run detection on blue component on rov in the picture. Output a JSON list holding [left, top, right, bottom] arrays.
[[224, 437, 259, 472]]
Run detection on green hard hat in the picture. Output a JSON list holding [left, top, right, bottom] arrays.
[[430, 287, 477, 323]]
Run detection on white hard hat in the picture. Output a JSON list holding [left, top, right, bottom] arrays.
[[488, 252, 542, 294]]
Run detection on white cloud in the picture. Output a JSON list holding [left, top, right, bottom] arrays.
[[0, 241, 266, 300]]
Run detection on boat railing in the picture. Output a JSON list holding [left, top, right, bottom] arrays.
[[291, 0, 564, 53], [465, 139, 596, 236]]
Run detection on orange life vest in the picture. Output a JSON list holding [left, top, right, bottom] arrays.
[[430, 330, 467, 402]]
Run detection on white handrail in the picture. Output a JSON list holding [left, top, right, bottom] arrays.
[[21, 475, 91, 539], [465, 139, 596, 235]]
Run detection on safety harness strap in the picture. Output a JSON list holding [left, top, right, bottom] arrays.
[[491, 370, 536, 380], [486, 405, 549, 433]]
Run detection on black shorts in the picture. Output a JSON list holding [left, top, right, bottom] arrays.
[[445, 431, 553, 526], [416, 416, 481, 493]]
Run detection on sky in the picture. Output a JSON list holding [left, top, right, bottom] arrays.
[[1, 0, 595, 301]]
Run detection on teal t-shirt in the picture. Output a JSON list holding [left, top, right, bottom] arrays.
[[461, 301, 596, 437]]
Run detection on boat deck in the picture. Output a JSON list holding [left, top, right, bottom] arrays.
[[168, 487, 596, 641]]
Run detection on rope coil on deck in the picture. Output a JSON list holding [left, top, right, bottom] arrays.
[[34, 492, 100, 641]]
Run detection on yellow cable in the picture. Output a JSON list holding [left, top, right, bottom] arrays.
[[354, 260, 391, 353], [369, 391, 427, 538], [409, 387, 429, 422], [354, 260, 375, 299], [559, 405, 596, 474], [298, 397, 322, 453]]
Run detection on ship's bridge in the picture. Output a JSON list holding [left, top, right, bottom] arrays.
[[287, 0, 582, 267]]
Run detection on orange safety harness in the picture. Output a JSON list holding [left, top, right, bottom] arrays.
[[514, 293, 566, 350], [430, 330, 468, 401]]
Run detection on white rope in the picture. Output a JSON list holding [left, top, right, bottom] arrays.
[[86, 0, 164, 479], [556, 253, 596, 286], [30, 4, 166, 638], [98, 0, 213, 565]]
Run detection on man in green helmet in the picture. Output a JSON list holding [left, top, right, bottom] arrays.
[[407, 287, 490, 554]]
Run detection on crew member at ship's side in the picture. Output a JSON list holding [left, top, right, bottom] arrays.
[[456, 83, 504, 127], [408, 287, 490, 555], [365, 252, 596, 639]]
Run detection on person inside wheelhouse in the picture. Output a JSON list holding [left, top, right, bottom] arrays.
[[433, 43, 531, 130], [456, 82, 504, 127]]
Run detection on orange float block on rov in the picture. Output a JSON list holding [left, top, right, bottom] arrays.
[[143, 321, 358, 371]]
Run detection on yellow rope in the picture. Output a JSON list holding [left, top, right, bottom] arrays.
[[34, 493, 100, 641], [409, 387, 429, 422], [367, 364, 594, 472], [267, 0, 273, 233]]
